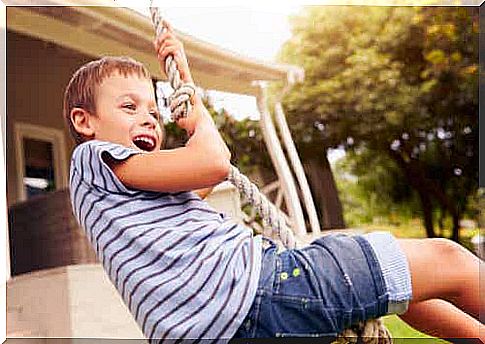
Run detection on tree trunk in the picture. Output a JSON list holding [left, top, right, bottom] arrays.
[[438, 205, 446, 237], [388, 149, 463, 241], [418, 190, 436, 238], [304, 153, 346, 229], [451, 212, 460, 242]]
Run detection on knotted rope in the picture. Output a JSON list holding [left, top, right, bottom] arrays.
[[336, 318, 393, 344], [151, 11, 196, 121], [228, 166, 296, 248], [149, 6, 297, 250], [149, 5, 392, 343]]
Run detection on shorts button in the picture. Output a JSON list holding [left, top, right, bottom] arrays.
[[280, 272, 288, 280], [293, 268, 300, 277]]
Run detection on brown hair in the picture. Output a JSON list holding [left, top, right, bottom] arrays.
[[63, 56, 152, 144]]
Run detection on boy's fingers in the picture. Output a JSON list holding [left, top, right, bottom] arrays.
[[172, 51, 188, 69], [159, 45, 179, 61], [155, 31, 179, 47], [158, 37, 179, 53], [159, 43, 185, 62], [172, 51, 192, 79], [154, 32, 170, 49], [155, 21, 191, 82], [162, 19, 173, 32]]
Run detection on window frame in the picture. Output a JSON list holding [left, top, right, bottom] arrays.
[[14, 123, 68, 203]]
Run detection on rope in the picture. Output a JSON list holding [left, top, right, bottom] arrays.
[[228, 166, 296, 248], [336, 318, 393, 344], [149, 5, 297, 250], [148, 4, 392, 343], [150, 9, 196, 121]]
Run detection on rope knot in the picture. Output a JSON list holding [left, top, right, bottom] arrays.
[[336, 319, 392, 344], [168, 82, 197, 121]]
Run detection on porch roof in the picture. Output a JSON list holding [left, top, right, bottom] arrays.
[[7, 1, 303, 96]]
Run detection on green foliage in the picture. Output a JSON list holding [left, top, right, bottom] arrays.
[[211, 106, 273, 179], [163, 97, 273, 183], [414, 7, 479, 218], [279, 7, 419, 152], [278, 6, 478, 238], [464, 188, 484, 223], [334, 149, 419, 227]]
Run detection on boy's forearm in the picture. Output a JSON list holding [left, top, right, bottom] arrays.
[[187, 106, 231, 161], [108, 141, 230, 193], [110, 105, 231, 194], [104, 26, 232, 194]]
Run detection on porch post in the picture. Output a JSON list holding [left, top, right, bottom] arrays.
[[254, 81, 306, 237], [272, 69, 320, 235], [274, 102, 321, 235]]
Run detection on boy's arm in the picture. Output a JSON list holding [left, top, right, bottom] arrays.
[[107, 20, 231, 193], [108, 100, 231, 193]]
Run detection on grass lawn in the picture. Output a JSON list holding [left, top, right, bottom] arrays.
[[359, 219, 479, 251], [383, 315, 450, 343]]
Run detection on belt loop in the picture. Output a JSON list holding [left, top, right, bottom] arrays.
[[262, 236, 277, 248]]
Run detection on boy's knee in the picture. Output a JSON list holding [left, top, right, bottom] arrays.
[[428, 238, 467, 259]]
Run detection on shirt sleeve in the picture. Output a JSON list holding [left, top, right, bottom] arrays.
[[71, 140, 142, 195]]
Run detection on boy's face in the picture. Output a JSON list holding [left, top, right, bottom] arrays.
[[90, 72, 163, 152]]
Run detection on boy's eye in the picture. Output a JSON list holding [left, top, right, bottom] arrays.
[[123, 103, 136, 111], [149, 110, 160, 120]]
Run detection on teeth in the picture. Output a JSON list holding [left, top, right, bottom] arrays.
[[133, 136, 155, 151], [134, 137, 154, 146]]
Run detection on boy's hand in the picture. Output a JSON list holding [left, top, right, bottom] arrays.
[[184, 100, 231, 161], [153, 20, 194, 85], [176, 96, 212, 135], [154, 20, 202, 131]]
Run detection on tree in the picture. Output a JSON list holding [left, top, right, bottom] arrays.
[[278, 6, 478, 241], [409, 7, 479, 241], [333, 151, 421, 229], [278, 6, 418, 230]]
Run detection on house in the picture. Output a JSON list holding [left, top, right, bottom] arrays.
[[5, 2, 310, 340]]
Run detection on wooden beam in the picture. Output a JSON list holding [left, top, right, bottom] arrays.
[[7, 6, 300, 95], [275, 101, 321, 235], [255, 82, 307, 237]]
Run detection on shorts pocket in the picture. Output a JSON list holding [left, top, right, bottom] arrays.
[[266, 295, 340, 336]]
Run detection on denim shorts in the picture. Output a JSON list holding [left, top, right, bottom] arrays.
[[232, 232, 412, 338]]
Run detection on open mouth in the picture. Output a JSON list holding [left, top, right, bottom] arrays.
[[132, 135, 157, 152]]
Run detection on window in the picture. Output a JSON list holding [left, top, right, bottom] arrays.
[[14, 123, 67, 202]]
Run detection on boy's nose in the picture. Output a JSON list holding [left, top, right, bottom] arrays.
[[140, 113, 158, 128]]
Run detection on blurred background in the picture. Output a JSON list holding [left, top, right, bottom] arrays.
[[164, 5, 481, 249]]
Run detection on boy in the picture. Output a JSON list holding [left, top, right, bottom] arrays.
[[66, 24, 484, 342]]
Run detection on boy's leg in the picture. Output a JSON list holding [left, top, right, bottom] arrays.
[[399, 298, 484, 341], [397, 238, 482, 318], [396, 238, 484, 340]]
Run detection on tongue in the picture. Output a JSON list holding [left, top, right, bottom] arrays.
[[134, 140, 153, 152]]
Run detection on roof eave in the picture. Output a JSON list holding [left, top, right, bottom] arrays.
[[7, 2, 303, 95]]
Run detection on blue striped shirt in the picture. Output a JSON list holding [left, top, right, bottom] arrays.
[[69, 140, 262, 341]]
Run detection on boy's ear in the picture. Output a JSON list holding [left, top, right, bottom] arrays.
[[70, 108, 95, 139]]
